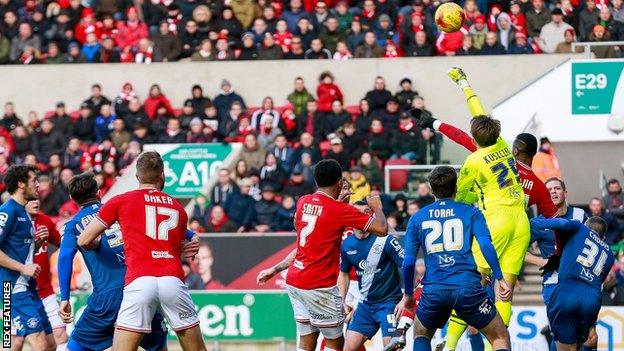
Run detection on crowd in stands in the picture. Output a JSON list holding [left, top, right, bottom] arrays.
[[1, 0, 623, 64]]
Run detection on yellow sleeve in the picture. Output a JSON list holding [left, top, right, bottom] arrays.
[[462, 86, 487, 118], [455, 159, 480, 205]]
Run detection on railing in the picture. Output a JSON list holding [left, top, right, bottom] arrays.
[[572, 41, 624, 59], [383, 164, 462, 194]]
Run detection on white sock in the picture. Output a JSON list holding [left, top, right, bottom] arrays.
[[397, 315, 414, 329], [56, 342, 68, 351]]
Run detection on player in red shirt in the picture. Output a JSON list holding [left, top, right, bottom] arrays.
[[77, 151, 205, 351], [257, 159, 388, 351], [26, 199, 69, 350]]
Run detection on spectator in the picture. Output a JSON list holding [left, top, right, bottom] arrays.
[[333, 1, 353, 31], [144, 84, 175, 119], [257, 115, 282, 148], [325, 137, 350, 170], [274, 19, 294, 53], [357, 152, 382, 187], [262, 6, 279, 33], [297, 100, 323, 141], [191, 39, 214, 61], [49, 102, 73, 139], [282, 169, 315, 199], [415, 181, 435, 207], [324, 100, 351, 137], [0, 31, 10, 63], [509, 0, 527, 35], [295, 17, 315, 50], [253, 185, 280, 232], [368, 118, 393, 160], [251, 97, 281, 130], [113, 83, 137, 119], [526, 0, 551, 38], [10, 22, 40, 62], [588, 24, 616, 58], [187, 117, 214, 143], [251, 18, 268, 44], [130, 122, 154, 146], [234, 160, 248, 183], [354, 31, 384, 58], [349, 166, 371, 203], [205, 205, 239, 233], [539, 8, 574, 53], [258, 32, 284, 59], [602, 179, 624, 227], [293, 152, 315, 184], [379, 97, 401, 132], [496, 13, 516, 51], [600, 7, 624, 40], [284, 35, 305, 58], [240, 133, 267, 170], [268, 134, 294, 172], [436, 29, 465, 56], [319, 16, 346, 54], [83, 84, 112, 116], [391, 112, 424, 163], [12, 125, 32, 163], [407, 30, 435, 56], [38, 175, 62, 216], [480, 32, 507, 54], [457, 35, 480, 55], [589, 197, 623, 245], [271, 195, 296, 231], [304, 37, 332, 59], [73, 103, 96, 143], [32, 119, 65, 164], [117, 140, 142, 169], [311, 0, 330, 28], [469, 15, 489, 50], [291, 132, 322, 167], [287, 77, 314, 116], [238, 32, 259, 60], [219, 102, 244, 140], [223, 177, 256, 231], [283, 0, 308, 33], [91, 138, 117, 173], [346, 18, 365, 54], [217, 7, 244, 43], [316, 71, 344, 113], [214, 79, 246, 119], [333, 40, 353, 59], [613, 0, 624, 23], [63, 42, 87, 63], [342, 121, 366, 162], [157, 118, 186, 143], [122, 98, 150, 132], [81, 33, 101, 63], [110, 118, 131, 152], [260, 153, 286, 191], [152, 20, 182, 62], [580, 0, 601, 41], [180, 20, 204, 59], [391, 193, 409, 230], [355, 99, 373, 135], [365, 76, 393, 116], [210, 168, 239, 205], [231, 0, 255, 29], [42, 42, 63, 64], [94, 103, 116, 142], [508, 32, 534, 54], [63, 138, 83, 173], [555, 28, 584, 53], [360, 0, 379, 30], [187, 84, 211, 115], [395, 78, 418, 112], [532, 136, 561, 181], [98, 36, 121, 63], [116, 6, 149, 50]]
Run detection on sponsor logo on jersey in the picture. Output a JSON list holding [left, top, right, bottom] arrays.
[[580, 267, 595, 282], [293, 259, 304, 270], [151, 251, 175, 259], [179, 310, 196, 319], [17, 217, 26, 222], [346, 250, 357, 255], [438, 254, 455, 268], [0, 213, 7, 226]]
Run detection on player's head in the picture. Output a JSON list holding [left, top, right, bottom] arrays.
[[68, 172, 99, 206], [545, 177, 567, 208], [513, 133, 538, 158], [470, 117, 501, 148], [136, 150, 165, 189], [428, 166, 457, 199], [585, 216, 607, 239], [353, 199, 371, 215], [313, 159, 343, 196], [4, 164, 38, 199]]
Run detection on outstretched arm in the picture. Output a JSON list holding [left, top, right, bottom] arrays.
[[412, 110, 477, 152], [256, 248, 296, 285], [447, 67, 487, 118], [530, 218, 583, 234]]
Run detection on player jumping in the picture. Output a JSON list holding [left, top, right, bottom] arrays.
[[530, 216, 614, 351], [260, 159, 388, 351], [339, 200, 404, 351], [77, 151, 204, 351], [0, 165, 53, 351], [57, 172, 170, 351], [395, 166, 511, 351]]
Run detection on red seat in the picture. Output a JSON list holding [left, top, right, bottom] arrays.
[[173, 108, 182, 117], [385, 159, 411, 191], [247, 106, 260, 115], [44, 110, 55, 119], [345, 105, 361, 119], [69, 110, 80, 121], [319, 140, 331, 157]]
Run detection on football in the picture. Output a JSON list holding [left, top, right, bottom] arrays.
[[435, 2, 466, 33]]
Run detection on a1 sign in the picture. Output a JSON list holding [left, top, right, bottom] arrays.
[[571, 61, 624, 115]]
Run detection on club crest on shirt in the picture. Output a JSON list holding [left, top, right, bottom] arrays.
[[372, 244, 383, 254], [0, 212, 7, 226]]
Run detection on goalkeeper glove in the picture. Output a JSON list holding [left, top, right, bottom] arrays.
[[447, 67, 469, 88], [410, 108, 436, 130]]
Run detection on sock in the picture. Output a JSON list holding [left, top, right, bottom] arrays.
[[549, 340, 557, 351], [56, 342, 68, 351], [414, 336, 432, 351], [445, 312, 468, 350], [398, 309, 415, 330], [494, 300, 512, 327], [468, 332, 484, 351], [581, 346, 597, 351]]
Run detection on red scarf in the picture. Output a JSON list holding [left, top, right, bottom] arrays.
[[399, 121, 414, 132], [362, 8, 375, 19], [283, 116, 297, 131], [210, 214, 230, 232]]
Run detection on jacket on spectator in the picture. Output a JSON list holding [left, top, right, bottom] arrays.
[[13, 135, 32, 161], [230, 0, 255, 28], [33, 130, 65, 163], [554, 41, 585, 53], [240, 144, 267, 170], [123, 109, 150, 131], [354, 42, 384, 58], [436, 30, 464, 54], [282, 179, 315, 199], [392, 119, 425, 161], [589, 30, 616, 58], [291, 145, 322, 167], [532, 149, 561, 182], [304, 47, 332, 59], [319, 28, 346, 54], [539, 21, 573, 53], [379, 109, 401, 131], [0, 36, 11, 64], [324, 111, 351, 136], [144, 95, 175, 119], [73, 115, 96, 143], [63, 149, 82, 173], [326, 149, 351, 170], [300, 111, 327, 141], [254, 199, 280, 226], [457, 46, 480, 55], [359, 159, 383, 187], [214, 90, 246, 119], [258, 44, 284, 60], [211, 181, 239, 205], [272, 205, 295, 231], [116, 20, 148, 49], [597, 209, 623, 245], [602, 190, 624, 221], [205, 215, 239, 233], [365, 89, 392, 115], [406, 40, 435, 57], [10, 34, 40, 62], [95, 114, 115, 142], [508, 41, 534, 54], [83, 95, 112, 116], [367, 129, 393, 160], [526, 7, 551, 38], [49, 114, 73, 139], [287, 89, 315, 116], [157, 129, 186, 144], [579, 8, 600, 40], [260, 164, 286, 191], [153, 32, 182, 61], [480, 41, 507, 55], [346, 31, 365, 53], [238, 46, 258, 60], [223, 191, 255, 229], [180, 31, 205, 58], [317, 83, 344, 113]]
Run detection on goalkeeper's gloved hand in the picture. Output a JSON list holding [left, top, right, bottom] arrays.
[[539, 254, 561, 276], [410, 108, 436, 130], [447, 67, 469, 88]]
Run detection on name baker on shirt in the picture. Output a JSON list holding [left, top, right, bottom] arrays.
[[144, 194, 174, 205], [482, 148, 511, 165]]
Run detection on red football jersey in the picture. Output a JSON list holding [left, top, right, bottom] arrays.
[[96, 188, 189, 285], [516, 160, 558, 218], [33, 213, 61, 299], [286, 191, 374, 290]]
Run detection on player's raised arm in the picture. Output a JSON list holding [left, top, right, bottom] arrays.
[[530, 217, 582, 234], [256, 248, 296, 285], [365, 193, 389, 236], [414, 110, 477, 153], [447, 67, 487, 118]]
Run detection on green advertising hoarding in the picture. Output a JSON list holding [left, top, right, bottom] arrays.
[[145, 144, 234, 198], [571, 61, 624, 115], [68, 291, 296, 341]]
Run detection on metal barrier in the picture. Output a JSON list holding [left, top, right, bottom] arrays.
[[572, 41, 624, 59], [383, 164, 462, 194]]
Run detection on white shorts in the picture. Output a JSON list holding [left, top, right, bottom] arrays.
[[42, 294, 65, 330], [286, 284, 344, 339], [345, 280, 361, 310], [116, 276, 199, 333]]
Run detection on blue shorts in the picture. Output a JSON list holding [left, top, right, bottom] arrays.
[[347, 300, 398, 338], [417, 286, 496, 330], [542, 284, 556, 306], [11, 290, 52, 337], [70, 287, 168, 351], [546, 287, 600, 345]]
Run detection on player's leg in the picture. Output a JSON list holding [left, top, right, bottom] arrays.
[[155, 276, 205, 351], [308, 286, 346, 351], [11, 291, 50, 351], [10, 336, 24, 351], [36, 295, 57, 351], [42, 294, 69, 350], [455, 286, 510, 351], [140, 312, 169, 351], [113, 277, 160, 351], [467, 326, 485, 351], [24, 332, 50, 351], [344, 330, 369, 351], [414, 289, 454, 351], [412, 314, 436, 351], [478, 314, 510, 351], [298, 329, 320, 351], [344, 302, 377, 351], [286, 284, 320, 351]]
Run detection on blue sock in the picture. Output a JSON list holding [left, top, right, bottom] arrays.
[[469, 333, 485, 351], [413, 336, 432, 351], [581, 346, 597, 351], [550, 340, 557, 351]]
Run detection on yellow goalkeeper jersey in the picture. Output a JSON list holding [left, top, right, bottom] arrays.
[[456, 137, 526, 212]]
